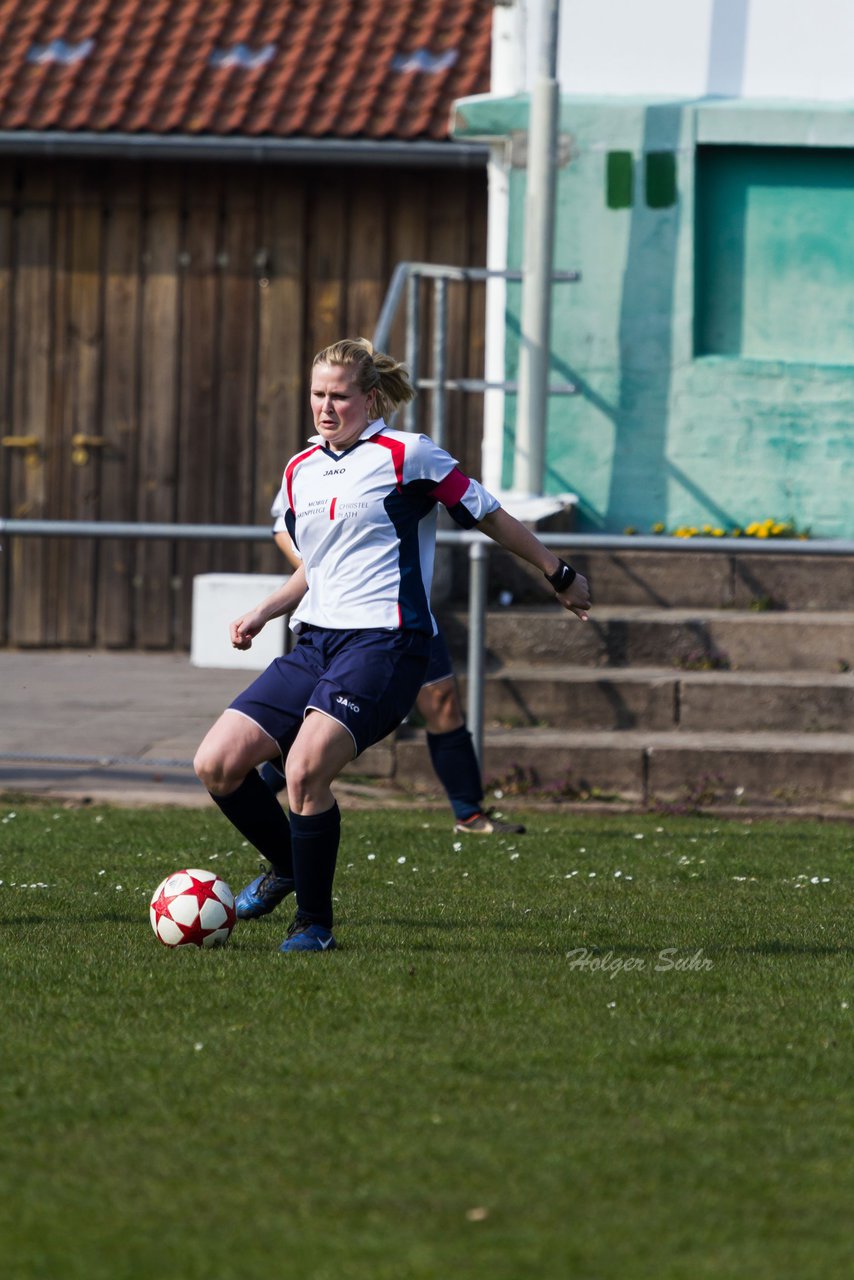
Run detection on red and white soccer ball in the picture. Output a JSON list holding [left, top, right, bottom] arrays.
[[149, 868, 236, 949]]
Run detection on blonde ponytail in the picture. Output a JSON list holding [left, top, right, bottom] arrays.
[[312, 337, 416, 421]]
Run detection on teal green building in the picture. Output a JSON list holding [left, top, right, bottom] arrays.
[[455, 96, 854, 537]]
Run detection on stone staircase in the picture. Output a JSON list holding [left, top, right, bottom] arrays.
[[355, 547, 854, 814]]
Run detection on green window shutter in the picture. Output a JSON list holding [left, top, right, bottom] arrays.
[[645, 151, 677, 208], [606, 151, 634, 209]]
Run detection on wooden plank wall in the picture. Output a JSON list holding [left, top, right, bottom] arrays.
[[0, 162, 13, 647], [98, 166, 141, 648], [0, 156, 487, 649]]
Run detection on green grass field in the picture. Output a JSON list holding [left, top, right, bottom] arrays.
[[1, 800, 852, 1280]]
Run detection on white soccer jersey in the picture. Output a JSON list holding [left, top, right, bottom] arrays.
[[274, 419, 499, 634]]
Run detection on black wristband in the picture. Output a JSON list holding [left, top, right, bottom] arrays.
[[545, 559, 577, 592]]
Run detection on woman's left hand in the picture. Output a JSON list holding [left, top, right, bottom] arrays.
[[556, 571, 592, 621]]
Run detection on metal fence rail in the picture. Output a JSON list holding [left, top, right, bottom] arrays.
[[2, 518, 853, 763], [4, 518, 853, 555]]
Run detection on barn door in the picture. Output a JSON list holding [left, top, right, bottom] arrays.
[[0, 157, 487, 649]]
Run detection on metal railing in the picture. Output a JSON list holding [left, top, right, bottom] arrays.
[[371, 261, 580, 446], [2, 518, 853, 766]]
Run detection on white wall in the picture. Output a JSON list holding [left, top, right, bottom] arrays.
[[493, 0, 854, 101]]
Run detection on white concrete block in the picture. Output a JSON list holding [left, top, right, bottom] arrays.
[[191, 574, 289, 670]]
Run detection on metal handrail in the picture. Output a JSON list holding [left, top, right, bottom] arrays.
[[372, 261, 580, 352], [372, 261, 581, 440], [2, 518, 853, 763]]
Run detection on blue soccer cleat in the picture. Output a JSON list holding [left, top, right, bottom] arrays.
[[234, 864, 294, 920], [279, 917, 337, 953]]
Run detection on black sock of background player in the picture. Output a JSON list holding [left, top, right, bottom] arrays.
[[426, 725, 485, 821]]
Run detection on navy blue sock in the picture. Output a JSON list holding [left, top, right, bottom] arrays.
[[211, 770, 293, 878], [290, 803, 341, 929], [258, 760, 286, 795], [426, 725, 484, 821]]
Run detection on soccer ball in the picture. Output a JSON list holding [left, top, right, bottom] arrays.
[[149, 868, 236, 949]]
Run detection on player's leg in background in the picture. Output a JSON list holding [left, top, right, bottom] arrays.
[[419, 678, 525, 835], [259, 759, 285, 794], [420, 675, 485, 823], [420, 628, 525, 835]]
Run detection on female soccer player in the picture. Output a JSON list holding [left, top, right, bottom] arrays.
[[193, 338, 591, 953], [261, 521, 527, 837]]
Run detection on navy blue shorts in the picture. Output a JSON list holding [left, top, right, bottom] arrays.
[[228, 626, 431, 760], [422, 628, 454, 687]]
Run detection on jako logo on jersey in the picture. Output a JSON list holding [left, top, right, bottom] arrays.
[[335, 695, 360, 714], [323, 468, 346, 476]]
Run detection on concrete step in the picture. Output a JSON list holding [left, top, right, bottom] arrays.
[[439, 607, 854, 674], [390, 727, 854, 810], [457, 666, 854, 734], [473, 547, 854, 612]]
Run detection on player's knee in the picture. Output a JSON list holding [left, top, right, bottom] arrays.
[[194, 742, 238, 795], [286, 743, 342, 811], [283, 751, 315, 810], [193, 743, 220, 791]]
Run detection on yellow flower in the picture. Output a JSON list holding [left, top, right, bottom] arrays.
[[651, 522, 666, 534], [623, 525, 637, 535]]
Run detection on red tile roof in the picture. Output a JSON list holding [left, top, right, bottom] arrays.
[[0, 0, 492, 140]]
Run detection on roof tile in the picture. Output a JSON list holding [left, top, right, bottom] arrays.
[[0, 0, 492, 140]]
